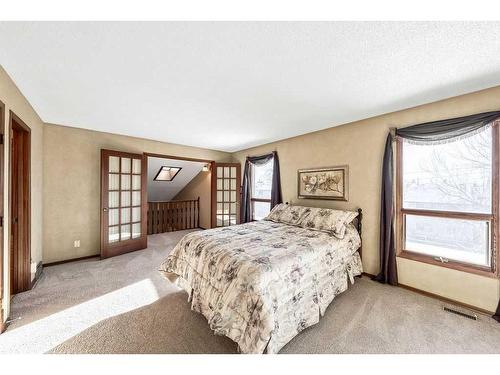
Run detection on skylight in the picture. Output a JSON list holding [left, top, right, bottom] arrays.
[[153, 166, 182, 181]]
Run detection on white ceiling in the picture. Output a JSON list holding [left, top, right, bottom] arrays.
[[1, 22, 500, 152], [147, 157, 206, 202]]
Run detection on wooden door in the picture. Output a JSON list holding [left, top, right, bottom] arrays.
[[0, 101, 4, 332], [101, 149, 147, 259], [10, 112, 31, 295], [211, 163, 241, 227]]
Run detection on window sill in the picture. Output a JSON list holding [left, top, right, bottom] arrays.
[[397, 250, 498, 279]]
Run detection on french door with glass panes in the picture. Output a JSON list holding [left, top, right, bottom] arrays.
[[100, 149, 147, 258], [212, 163, 241, 227]]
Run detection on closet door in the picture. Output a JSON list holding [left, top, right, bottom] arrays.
[[211, 163, 241, 227], [100, 149, 147, 258]]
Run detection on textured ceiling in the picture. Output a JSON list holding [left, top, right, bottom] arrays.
[[1, 22, 500, 151]]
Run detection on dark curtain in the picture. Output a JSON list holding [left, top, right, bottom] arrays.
[[375, 110, 500, 291], [241, 151, 282, 223], [271, 152, 283, 208], [494, 302, 500, 323], [373, 133, 398, 285]]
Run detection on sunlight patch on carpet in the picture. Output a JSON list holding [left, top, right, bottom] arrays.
[[0, 279, 160, 353]]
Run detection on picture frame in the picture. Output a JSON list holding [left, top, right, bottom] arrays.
[[297, 165, 348, 201]]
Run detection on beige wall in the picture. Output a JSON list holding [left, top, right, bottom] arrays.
[[43, 124, 231, 264], [232, 85, 500, 312], [0, 66, 44, 323], [173, 170, 212, 229]]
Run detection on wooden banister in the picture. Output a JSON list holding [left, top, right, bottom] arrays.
[[147, 197, 200, 235]]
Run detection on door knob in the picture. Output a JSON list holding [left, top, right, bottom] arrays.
[[103, 208, 108, 212]]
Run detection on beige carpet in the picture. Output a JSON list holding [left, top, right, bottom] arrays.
[[1, 230, 500, 354]]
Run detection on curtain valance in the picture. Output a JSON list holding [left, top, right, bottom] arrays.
[[396, 110, 500, 144]]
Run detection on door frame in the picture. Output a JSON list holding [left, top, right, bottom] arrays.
[[0, 100, 5, 333], [9, 111, 31, 295], [143, 152, 215, 229]]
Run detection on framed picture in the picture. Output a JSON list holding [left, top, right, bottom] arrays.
[[297, 165, 348, 200]]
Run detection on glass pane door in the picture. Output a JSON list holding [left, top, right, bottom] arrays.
[[213, 163, 241, 227], [101, 150, 146, 258]]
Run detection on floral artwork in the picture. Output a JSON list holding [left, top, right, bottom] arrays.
[[298, 166, 348, 200]]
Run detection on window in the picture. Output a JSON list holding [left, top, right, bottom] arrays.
[[153, 166, 181, 181], [397, 123, 498, 276], [251, 158, 274, 220]]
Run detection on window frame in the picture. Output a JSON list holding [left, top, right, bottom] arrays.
[[395, 122, 499, 278], [153, 166, 182, 181], [250, 160, 273, 221]]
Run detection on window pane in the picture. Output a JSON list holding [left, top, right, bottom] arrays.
[[132, 191, 141, 206], [121, 207, 131, 224], [109, 226, 119, 243], [121, 157, 131, 173], [109, 192, 119, 208], [405, 214, 490, 267], [132, 159, 141, 174], [121, 174, 131, 190], [402, 128, 492, 213], [109, 156, 120, 173], [252, 159, 273, 199], [132, 206, 141, 222], [121, 225, 131, 240], [132, 223, 141, 238], [109, 209, 119, 226], [132, 175, 141, 190], [121, 191, 131, 207], [252, 201, 271, 221], [109, 174, 119, 190]]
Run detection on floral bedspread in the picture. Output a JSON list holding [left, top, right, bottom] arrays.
[[159, 220, 362, 354]]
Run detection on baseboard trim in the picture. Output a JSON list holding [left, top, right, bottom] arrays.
[[44, 254, 100, 267], [30, 261, 43, 288], [361, 272, 495, 316]]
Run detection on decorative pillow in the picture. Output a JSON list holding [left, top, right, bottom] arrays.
[[265, 203, 311, 226], [299, 207, 358, 239]]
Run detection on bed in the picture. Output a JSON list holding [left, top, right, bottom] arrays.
[[159, 203, 363, 354]]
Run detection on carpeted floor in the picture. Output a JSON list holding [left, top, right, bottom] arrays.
[[1, 230, 499, 354]]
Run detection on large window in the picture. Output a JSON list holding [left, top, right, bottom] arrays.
[[251, 158, 274, 220], [397, 124, 498, 276]]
